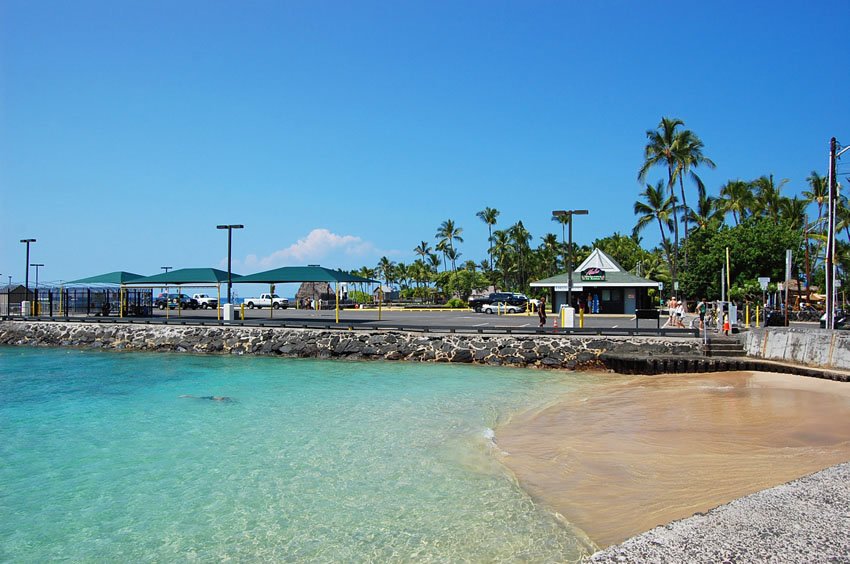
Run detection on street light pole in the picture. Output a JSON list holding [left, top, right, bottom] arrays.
[[552, 210, 589, 310], [161, 266, 172, 273], [20, 238, 36, 300], [217, 224, 243, 304], [30, 263, 44, 291]]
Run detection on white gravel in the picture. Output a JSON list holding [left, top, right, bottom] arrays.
[[587, 461, 850, 563]]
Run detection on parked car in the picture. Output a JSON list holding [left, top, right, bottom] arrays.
[[244, 293, 289, 309], [154, 293, 199, 310], [481, 301, 523, 314], [192, 294, 218, 309], [468, 292, 530, 313]]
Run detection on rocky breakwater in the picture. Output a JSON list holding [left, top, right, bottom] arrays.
[[0, 321, 701, 369]]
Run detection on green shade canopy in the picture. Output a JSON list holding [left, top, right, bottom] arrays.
[[65, 271, 146, 285], [124, 268, 240, 285], [236, 265, 377, 284]]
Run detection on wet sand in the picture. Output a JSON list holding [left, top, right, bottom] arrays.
[[496, 371, 850, 549]]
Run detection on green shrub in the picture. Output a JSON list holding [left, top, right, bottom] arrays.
[[445, 297, 467, 309], [349, 290, 372, 304]]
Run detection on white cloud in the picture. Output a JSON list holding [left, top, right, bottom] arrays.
[[234, 228, 392, 270]]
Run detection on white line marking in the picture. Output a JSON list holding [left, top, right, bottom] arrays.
[[472, 323, 488, 327], [612, 325, 618, 328]]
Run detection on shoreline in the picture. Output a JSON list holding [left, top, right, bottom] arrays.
[[496, 370, 850, 555]]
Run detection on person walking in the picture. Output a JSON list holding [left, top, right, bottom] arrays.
[[537, 296, 547, 327], [697, 298, 707, 330], [675, 300, 686, 327]]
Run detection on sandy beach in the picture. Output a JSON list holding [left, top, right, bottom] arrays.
[[496, 371, 850, 549]]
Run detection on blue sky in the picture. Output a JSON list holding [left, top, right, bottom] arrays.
[[2, 1, 849, 288]]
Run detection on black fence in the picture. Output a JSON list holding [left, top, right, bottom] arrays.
[[1, 287, 153, 317]]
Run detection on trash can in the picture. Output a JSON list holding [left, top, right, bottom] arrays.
[[560, 305, 575, 328]]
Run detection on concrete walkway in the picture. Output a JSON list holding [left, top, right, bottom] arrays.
[[587, 461, 850, 563]]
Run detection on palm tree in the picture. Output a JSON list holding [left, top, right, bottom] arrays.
[[803, 171, 828, 232], [633, 180, 675, 269], [551, 213, 571, 272], [377, 256, 396, 289], [672, 129, 715, 238], [491, 229, 513, 289], [436, 219, 464, 271], [414, 241, 431, 261], [686, 180, 722, 231], [638, 117, 685, 278], [476, 207, 500, 270], [434, 239, 448, 272], [509, 221, 532, 290], [717, 180, 754, 226], [427, 252, 441, 274], [779, 197, 807, 231], [540, 233, 561, 275], [751, 174, 788, 222]]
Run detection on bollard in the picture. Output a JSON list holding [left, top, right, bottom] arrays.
[[756, 305, 760, 327], [745, 304, 750, 328], [240, 303, 245, 320], [579, 308, 584, 328]]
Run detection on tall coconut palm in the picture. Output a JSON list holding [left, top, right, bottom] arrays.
[[717, 180, 754, 226], [377, 256, 396, 289], [414, 241, 431, 261], [491, 229, 513, 289], [427, 252, 441, 274], [779, 197, 807, 231], [633, 180, 676, 271], [435, 219, 464, 272], [551, 213, 571, 272], [751, 174, 788, 222], [803, 171, 828, 232], [540, 233, 561, 275], [509, 221, 532, 290], [476, 207, 500, 270], [686, 179, 722, 231], [638, 117, 685, 278], [672, 129, 715, 238]]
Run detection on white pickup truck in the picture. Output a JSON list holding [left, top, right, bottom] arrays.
[[192, 294, 219, 309], [244, 293, 289, 309]]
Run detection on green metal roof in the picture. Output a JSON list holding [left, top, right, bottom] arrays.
[[65, 271, 146, 285], [125, 268, 240, 285], [236, 265, 377, 284]]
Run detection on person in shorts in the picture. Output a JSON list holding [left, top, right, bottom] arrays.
[[537, 296, 547, 327]]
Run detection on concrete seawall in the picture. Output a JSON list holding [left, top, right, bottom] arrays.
[[0, 320, 701, 369], [745, 327, 850, 371]]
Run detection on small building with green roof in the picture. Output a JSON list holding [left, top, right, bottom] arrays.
[[530, 248, 661, 314]]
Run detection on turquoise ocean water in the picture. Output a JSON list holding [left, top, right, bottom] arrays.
[[1, 346, 597, 561]]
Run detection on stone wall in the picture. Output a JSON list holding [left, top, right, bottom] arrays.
[[0, 321, 700, 369], [745, 327, 850, 371]]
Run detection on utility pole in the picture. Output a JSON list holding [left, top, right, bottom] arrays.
[[826, 137, 849, 329]]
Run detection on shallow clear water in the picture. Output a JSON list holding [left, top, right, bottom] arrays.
[[0, 347, 595, 562]]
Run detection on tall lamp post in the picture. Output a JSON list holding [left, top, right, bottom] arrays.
[[217, 224, 243, 305], [161, 266, 172, 273], [551, 210, 588, 310], [20, 238, 36, 303], [30, 263, 44, 291]]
